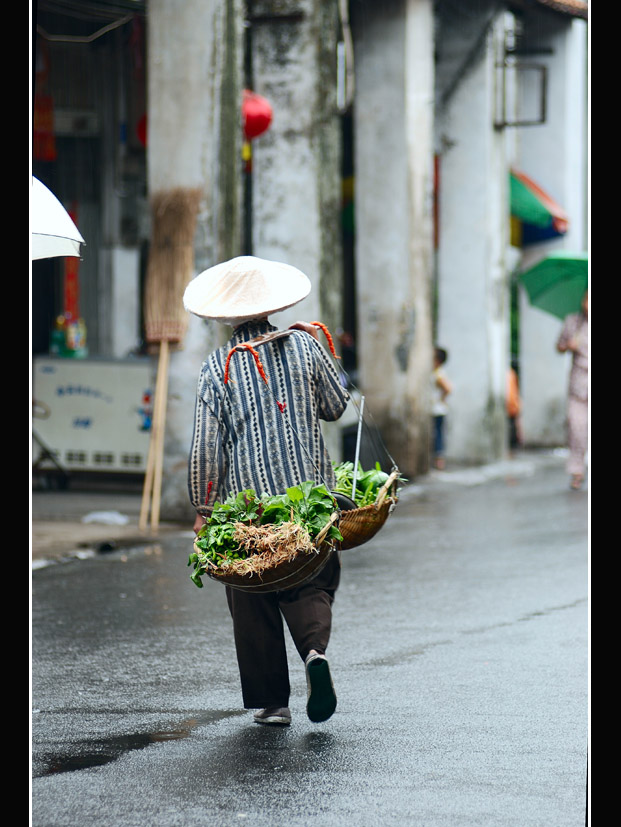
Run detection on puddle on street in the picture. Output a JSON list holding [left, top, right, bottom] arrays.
[[33, 709, 246, 777]]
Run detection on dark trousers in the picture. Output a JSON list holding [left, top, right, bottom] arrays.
[[225, 551, 341, 709]]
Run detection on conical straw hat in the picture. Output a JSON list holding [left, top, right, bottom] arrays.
[[183, 256, 311, 325]]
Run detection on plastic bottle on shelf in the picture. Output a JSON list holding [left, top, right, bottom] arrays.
[[49, 315, 66, 356], [64, 316, 88, 358]]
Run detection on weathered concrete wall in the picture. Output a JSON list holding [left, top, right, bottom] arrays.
[[352, 0, 435, 479], [515, 16, 588, 447], [248, 0, 341, 327], [404, 0, 435, 476], [147, 0, 244, 521], [248, 0, 344, 460], [434, 10, 511, 464]]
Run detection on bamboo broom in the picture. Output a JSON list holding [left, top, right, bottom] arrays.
[[140, 187, 202, 533]]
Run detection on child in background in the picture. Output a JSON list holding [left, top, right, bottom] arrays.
[[431, 347, 452, 470]]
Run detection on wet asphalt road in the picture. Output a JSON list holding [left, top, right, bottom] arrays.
[[31, 456, 588, 826]]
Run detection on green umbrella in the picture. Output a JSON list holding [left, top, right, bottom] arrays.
[[519, 251, 588, 321]]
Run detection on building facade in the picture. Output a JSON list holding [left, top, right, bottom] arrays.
[[32, 0, 588, 516]]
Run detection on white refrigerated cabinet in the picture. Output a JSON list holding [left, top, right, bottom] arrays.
[[33, 357, 154, 474]]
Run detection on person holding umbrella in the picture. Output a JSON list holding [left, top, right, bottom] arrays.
[[519, 252, 588, 489], [184, 256, 349, 726], [556, 291, 588, 489]]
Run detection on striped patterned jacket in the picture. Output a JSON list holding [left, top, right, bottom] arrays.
[[188, 320, 349, 516]]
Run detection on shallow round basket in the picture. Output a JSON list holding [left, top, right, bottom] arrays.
[[205, 539, 335, 593], [338, 499, 395, 550], [337, 469, 400, 551], [200, 512, 340, 594]]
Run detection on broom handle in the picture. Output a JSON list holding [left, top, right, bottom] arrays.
[[150, 340, 170, 532], [139, 341, 169, 531], [138, 435, 155, 531], [139, 349, 163, 530]]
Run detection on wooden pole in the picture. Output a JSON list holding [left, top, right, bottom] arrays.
[[139, 340, 169, 532], [150, 340, 170, 532], [138, 435, 155, 532], [139, 370, 159, 531]]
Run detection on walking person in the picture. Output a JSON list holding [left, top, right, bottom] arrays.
[[506, 360, 524, 455], [556, 291, 589, 489], [431, 346, 452, 470], [184, 256, 349, 726]]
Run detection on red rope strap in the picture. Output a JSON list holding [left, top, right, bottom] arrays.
[[223, 322, 339, 386], [224, 344, 268, 385], [310, 321, 340, 359]]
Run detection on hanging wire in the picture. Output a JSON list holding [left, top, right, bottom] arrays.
[[343, 380, 399, 473]]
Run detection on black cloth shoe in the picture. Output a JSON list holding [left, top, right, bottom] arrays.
[[305, 653, 337, 723], [253, 707, 291, 726]]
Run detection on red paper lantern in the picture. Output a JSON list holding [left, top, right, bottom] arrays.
[[242, 90, 273, 140]]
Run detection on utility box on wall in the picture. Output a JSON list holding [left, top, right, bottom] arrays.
[[32, 357, 154, 474]]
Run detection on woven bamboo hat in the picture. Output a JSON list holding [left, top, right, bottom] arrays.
[[183, 255, 311, 325]]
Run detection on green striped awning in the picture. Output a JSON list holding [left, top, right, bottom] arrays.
[[510, 169, 569, 233]]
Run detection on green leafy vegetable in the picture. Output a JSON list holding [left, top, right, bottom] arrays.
[[332, 461, 406, 506], [188, 483, 342, 588]]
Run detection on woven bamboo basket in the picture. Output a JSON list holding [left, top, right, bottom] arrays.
[[337, 469, 400, 550], [198, 512, 340, 593]]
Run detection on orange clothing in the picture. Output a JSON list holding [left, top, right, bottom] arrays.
[[506, 368, 521, 419]]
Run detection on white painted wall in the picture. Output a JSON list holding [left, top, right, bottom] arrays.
[[435, 14, 511, 464], [352, 0, 434, 477], [516, 17, 588, 446], [147, 0, 243, 520], [250, 0, 340, 329], [110, 247, 141, 358], [354, 2, 410, 405], [249, 0, 344, 460]]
